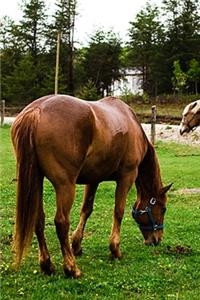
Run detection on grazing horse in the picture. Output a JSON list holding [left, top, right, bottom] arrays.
[[11, 95, 171, 278], [180, 99, 200, 135]]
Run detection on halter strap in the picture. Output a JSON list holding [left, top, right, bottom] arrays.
[[132, 197, 164, 232], [181, 113, 197, 132]]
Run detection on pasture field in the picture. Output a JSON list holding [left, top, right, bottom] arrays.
[[0, 125, 200, 300]]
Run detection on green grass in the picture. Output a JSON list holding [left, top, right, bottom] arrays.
[[131, 102, 186, 117], [1, 126, 200, 300]]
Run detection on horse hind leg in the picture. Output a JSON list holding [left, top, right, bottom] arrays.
[[72, 184, 98, 256], [35, 180, 55, 275], [54, 182, 81, 278]]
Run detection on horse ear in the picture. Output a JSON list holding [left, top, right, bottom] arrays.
[[160, 183, 173, 195], [190, 101, 197, 111]]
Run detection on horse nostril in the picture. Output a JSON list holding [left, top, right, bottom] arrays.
[[153, 236, 161, 246], [144, 239, 154, 246]]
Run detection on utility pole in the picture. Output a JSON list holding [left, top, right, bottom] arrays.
[[55, 31, 61, 95]]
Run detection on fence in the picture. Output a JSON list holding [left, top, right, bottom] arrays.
[[0, 101, 159, 144], [1, 100, 5, 127], [151, 105, 156, 144]]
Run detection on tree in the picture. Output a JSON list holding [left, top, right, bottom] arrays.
[[3, 55, 37, 104], [128, 2, 166, 95], [163, 0, 200, 91], [77, 80, 100, 100], [172, 60, 188, 94], [1, 1, 48, 103], [52, 0, 77, 95], [0, 17, 24, 77], [83, 30, 122, 97], [20, 0, 47, 63], [187, 59, 200, 94]]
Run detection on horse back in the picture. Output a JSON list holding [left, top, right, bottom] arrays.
[[14, 95, 148, 185]]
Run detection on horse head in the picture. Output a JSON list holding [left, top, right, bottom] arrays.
[[132, 184, 172, 246], [180, 100, 200, 135]]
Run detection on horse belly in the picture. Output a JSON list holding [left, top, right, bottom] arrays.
[[76, 163, 117, 184], [76, 147, 124, 184]]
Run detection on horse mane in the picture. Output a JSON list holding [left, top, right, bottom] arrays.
[[135, 139, 163, 198]]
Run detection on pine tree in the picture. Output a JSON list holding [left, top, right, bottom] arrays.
[[20, 0, 47, 62], [128, 2, 166, 95], [83, 30, 122, 97], [53, 0, 77, 95]]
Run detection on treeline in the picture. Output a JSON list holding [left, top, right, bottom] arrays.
[[1, 0, 200, 104]]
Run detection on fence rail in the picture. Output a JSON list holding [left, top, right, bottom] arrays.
[[0, 102, 181, 146]]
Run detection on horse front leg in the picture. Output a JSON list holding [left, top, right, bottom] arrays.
[[54, 183, 81, 278], [110, 173, 136, 259], [72, 184, 98, 256]]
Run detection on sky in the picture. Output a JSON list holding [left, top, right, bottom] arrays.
[[0, 0, 161, 46]]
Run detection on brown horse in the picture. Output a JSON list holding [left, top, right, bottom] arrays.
[[11, 95, 171, 278], [180, 99, 200, 135]]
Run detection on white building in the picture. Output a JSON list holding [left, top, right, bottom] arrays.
[[112, 68, 143, 96]]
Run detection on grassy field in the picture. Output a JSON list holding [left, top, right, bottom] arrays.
[[0, 125, 200, 300], [130, 102, 187, 124]]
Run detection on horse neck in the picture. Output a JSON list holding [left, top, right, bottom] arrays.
[[135, 141, 163, 199]]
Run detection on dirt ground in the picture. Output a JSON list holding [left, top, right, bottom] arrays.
[[142, 123, 200, 145]]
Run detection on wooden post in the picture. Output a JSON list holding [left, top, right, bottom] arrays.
[[55, 31, 61, 95], [1, 100, 5, 127], [151, 105, 156, 145]]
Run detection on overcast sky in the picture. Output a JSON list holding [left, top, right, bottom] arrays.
[[0, 0, 161, 45]]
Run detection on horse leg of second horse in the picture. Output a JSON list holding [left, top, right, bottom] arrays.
[[72, 184, 98, 256], [54, 183, 81, 278], [110, 175, 135, 258]]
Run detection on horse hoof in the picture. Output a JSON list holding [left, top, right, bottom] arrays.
[[109, 244, 122, 259], [40, 258, 55, 275], [64, 266, 82, 278], [110, 252, 122, 260]]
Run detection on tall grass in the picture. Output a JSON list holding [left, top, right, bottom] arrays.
[[0, 126, 200, 300]]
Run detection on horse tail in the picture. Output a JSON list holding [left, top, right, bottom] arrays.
[[11, 107, 42, 267]]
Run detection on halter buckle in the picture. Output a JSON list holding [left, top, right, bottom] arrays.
[[149, 197, 156, 206]]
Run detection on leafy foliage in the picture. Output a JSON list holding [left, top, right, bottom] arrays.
[[76, 80, 100, 100], [172, 60, 188, 94], [128, 0, 200, 95], [82, 30, 122, 97], [187, 59, 200, 94]]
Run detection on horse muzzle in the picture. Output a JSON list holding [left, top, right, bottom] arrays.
[[179, 124, 189, 135], [144, 234, 162, 246]]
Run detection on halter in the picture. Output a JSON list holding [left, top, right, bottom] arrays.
[[132, 197, 164, 232], [181, 113, 197, 132]]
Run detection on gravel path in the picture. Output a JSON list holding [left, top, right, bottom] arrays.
[[3, 117, 200, 144], [142, 123, 200, 145]]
